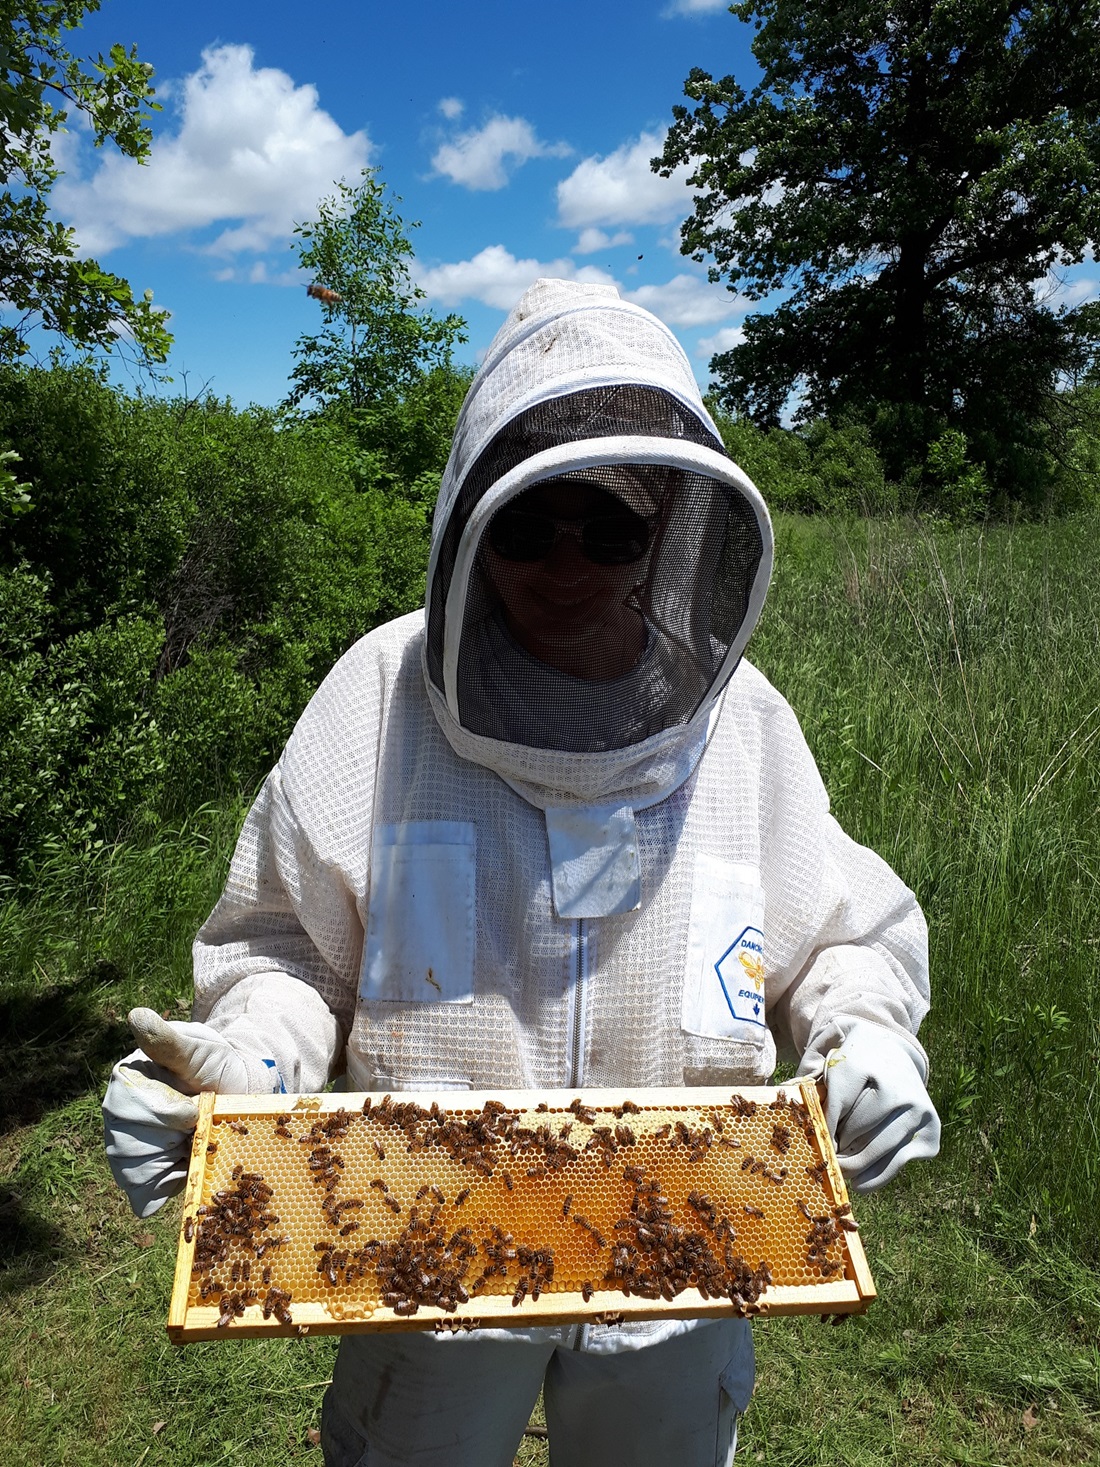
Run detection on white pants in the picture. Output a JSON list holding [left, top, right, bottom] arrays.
[[321, 1319, 748, 1466]]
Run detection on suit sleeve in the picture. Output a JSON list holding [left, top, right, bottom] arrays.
[[189, 632, 392, 1092], [759, 696, 931, 1078]]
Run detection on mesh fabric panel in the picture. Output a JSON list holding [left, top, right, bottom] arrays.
[[426, 386, 763, 752]]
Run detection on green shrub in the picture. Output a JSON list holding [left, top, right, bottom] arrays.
[[710, 405, 896, 514], [0, 364, 435, 880]]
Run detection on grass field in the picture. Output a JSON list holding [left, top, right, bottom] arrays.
[[1, 513, 1098, 1464]]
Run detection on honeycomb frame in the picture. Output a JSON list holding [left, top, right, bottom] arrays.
[[167, 1083, 875, 1344]]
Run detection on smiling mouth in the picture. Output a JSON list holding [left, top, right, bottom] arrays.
[[528, 586, 603, 615]]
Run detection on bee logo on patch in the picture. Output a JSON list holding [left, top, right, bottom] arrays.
[[738, 951, 766, 989]]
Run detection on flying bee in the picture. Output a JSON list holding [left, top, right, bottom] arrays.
[[306, 283, 343, 305]]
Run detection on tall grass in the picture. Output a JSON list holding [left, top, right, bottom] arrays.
[[753, 513, 1100, 1256]]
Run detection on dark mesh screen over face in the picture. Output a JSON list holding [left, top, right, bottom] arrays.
[[427, 385, 765, 753]]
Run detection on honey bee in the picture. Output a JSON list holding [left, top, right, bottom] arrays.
[[306, 283, 343, 305], [454, 1188, 470, 1206], [502, 1171, 514, 1191], [183, 1217, 194, 1243]]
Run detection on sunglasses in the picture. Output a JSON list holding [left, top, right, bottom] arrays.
[[487, 503, 656, 565]]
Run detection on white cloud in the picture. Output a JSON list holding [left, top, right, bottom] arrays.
[[415, 247, 743, 342], [53, 43, 371, 256], [573, 227, 635, 254], [663, 0, 729, 13], [415, 245, 616, 310], [1039, 270, 1099, 310], [235, 260, 301, 286], [556, 130, 693, 229], [438, 96, 464, 120], [431, 115, 571, 191], [695, 325, 745, 358], [623, 273, 743, 327]]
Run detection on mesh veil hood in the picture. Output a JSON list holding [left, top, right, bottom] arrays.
[[423, 278, 773, 811]]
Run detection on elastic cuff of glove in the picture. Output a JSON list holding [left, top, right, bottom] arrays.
[[798, 1018, 929, 1084], [260, 1057, 287, 1095]]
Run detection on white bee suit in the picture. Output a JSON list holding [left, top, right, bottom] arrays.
[[187, 280, 931, 1463]]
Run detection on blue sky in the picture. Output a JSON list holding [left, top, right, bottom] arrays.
[[57, 0, 763, 406]]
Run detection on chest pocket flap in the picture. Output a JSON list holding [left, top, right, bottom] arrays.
[[361, 822, 476, 1004]]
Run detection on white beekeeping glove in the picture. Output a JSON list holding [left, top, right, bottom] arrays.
[[799, 1020, 941, 1192], [102, 1008, 286, 1219]]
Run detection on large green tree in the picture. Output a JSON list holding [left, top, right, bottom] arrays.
[[1, 0, 171, 364], [285, 169, 464, 417], [659, 1, 1100, 491]]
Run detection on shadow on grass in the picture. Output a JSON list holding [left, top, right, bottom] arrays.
[[0, 1181, 68, 1276], [0, 959, 132, 1133]]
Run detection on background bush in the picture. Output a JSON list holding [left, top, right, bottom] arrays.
[[0, 363, 444, 880]]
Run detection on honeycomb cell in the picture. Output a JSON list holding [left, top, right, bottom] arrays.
[[174, 1088, 867, 1339]]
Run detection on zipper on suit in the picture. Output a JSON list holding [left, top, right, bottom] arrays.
[[567, 917, 587, 1089], [568, 917, 589, 1351]]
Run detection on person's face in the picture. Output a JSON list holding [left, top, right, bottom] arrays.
[[481, 480, 652, 673]]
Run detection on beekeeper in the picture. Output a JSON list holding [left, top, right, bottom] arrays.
[[103, 278, 940, 1467]]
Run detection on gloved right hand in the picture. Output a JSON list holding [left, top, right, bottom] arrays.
[[102, 1007, 283, 1218], [799, 1019, 941, 1192]]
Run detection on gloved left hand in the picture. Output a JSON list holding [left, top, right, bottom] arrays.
[[799, 1019, 941, 1192], [103, 1008, 284, 1218]]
